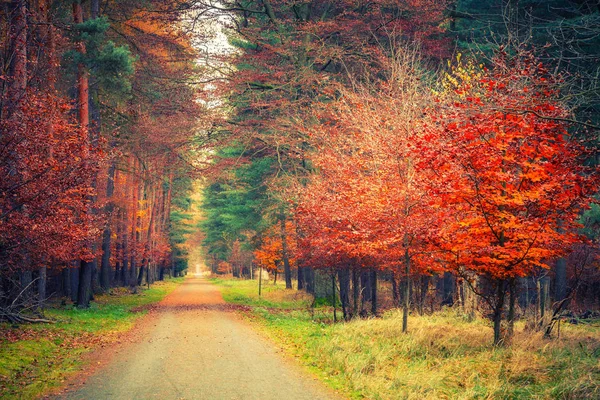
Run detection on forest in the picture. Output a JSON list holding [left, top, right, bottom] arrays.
[[1, 0, 600, 399], [1, 0, 204, 314]]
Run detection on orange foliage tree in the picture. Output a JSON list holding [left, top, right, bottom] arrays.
[[427, 53, 599, 344], [296, 48, 443, 324], [254, 221, 297, 279]]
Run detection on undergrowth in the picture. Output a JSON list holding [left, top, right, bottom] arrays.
[[213, 277, 600, 400], [0, 277, 184, 399]]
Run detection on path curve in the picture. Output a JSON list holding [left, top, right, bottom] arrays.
[[55, 277, 339, 400]]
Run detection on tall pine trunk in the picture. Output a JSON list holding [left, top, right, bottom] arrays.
[[100, 162, 116, 291], [73, 1, 92, 308], [8, 0, 27, 103]]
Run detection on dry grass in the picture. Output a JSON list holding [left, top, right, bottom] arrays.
[[214, 278, 600, 399], [307, 310, 599, 399]]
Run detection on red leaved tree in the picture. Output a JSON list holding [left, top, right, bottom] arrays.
[[429, 53, 599, 344], [296, 47, 444, 325]]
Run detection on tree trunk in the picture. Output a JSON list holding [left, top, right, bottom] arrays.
[[297, 265, 305, 290], [403, 250, 410, 332], [305, 266, 315, 294], [338, 269, 350, 320], [467, 275, 478, 320], [72, 0, 94, 304], [442, 271, 455, 306], [19, 270, 32, 296], [91, 261, 99, 296], [114, 261, 120, 284], [73, 1, 89, 128], [8, 0, 27, 103], [129, 257, 137, 288], [493, 280, 507, 346], [129, 168, 142, 288], [352, 268, 359, 318], [259, 266, 263, 297], [77, 260, 93, 308], [361, 271, 371, 304], [539, 275, 550, 328], [100, 163, 116, 291], [391, 272, 399, 306], [120, 211, 128, 286], [554, 258, 567, 302], [62, 267, 71, 298], [137, 265, 145, 286], [91, 0, 100, 18], [146, 263, 150, 288], [138, 184, 156, 287], [332, 271, 337, 322], [280, 218, 292, 289], [37, 266, 47, 307], [121, 252, 128, 287], [507, 278, 516, 342], [371, 269, 377, 316], [70, 264, 79, 303], [418, 275, 430, 316]]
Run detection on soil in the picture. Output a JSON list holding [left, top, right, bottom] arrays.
[[50, 277, 341, 400]]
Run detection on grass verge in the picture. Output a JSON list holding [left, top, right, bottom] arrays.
[[212, 277, 600, 400], [210, 276, 314, 309], [0, 277, 184, 399]]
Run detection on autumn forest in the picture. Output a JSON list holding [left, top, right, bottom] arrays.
[[1, 1, 600, 399]]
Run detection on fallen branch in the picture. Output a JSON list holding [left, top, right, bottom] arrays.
[[0, 311, 55, 324]]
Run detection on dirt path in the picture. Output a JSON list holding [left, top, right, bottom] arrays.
[[55, 277, 340, 400]]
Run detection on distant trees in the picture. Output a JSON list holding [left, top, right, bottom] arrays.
[[199, 0, 452, 293]]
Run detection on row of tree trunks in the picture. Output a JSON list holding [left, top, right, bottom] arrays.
[[0, 0, 192, 317], [280, 217, 292, 289], [332, 268, 378, 321], [281, 265, 569, 333]]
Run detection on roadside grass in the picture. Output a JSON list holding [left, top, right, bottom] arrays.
[[0, 277, 184, 399], [210, 276, 313, 309], [212, 277, 600, 399]]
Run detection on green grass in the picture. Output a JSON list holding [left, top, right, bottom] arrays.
[[210, 277, 313, 309], [0, 277, 184, 399], [212, 277, 600, 400]]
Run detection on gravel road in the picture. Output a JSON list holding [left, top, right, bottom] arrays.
[[57, 277, 339, 400]]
